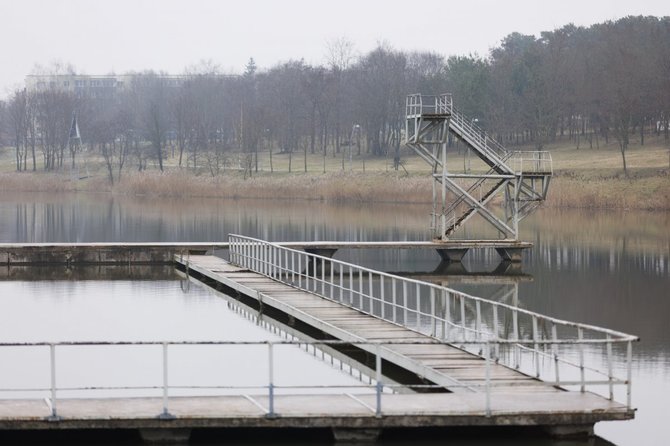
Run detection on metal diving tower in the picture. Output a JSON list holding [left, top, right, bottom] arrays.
[[404, 94, 552, 241]]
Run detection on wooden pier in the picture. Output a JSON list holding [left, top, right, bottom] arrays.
[[0, 237, 636, 442]]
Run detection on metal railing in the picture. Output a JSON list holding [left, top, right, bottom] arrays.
[[448, 106, 508, 162], [406, 94, 453, 117], [508, 151, 554, 175], [229, 235, 638, 409], [0, 338, 632, 421]]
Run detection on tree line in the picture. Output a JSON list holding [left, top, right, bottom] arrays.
[[1, 15, 668, 180]]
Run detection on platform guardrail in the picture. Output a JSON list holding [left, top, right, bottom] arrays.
[[228, 235, 638, 408]]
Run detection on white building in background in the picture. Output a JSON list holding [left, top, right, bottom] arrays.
[[24, 74, 187, 97]]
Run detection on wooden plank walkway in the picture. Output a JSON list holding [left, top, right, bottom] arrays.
[[179, 255, 623, 401], [181, 255, 550, 393]]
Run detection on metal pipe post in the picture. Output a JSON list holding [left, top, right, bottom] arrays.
[[578, 327, 585, 392], [552, 323, 560, 385], [484, 342, 491, 417], [375, 344, 382, 417], [492, 305, 499, 361], [607, 334, 613, 400], [49, 344, 58, 419], [626, 340, 633, 409], [268, 343, 275, 417], [162, 342, 171, 418], [430, 288, 436, 337], [532, 316, 540, 377]]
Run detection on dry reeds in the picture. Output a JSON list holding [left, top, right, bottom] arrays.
[[112, 170, 434, 204], [546, 176, 670, 211], [1, 168, 668, 210]]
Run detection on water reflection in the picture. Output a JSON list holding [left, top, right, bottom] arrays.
[[0, 193, 668, 446]]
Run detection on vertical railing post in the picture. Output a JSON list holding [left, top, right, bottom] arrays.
[[484, 341, 491, 417], [49, 343, 59, 420], [492, 305, 499, 361], [459, 295, 466, 340], [402, 281, 408, 325], [339, 265, 343, 302], [430, 288, 436, 337], [552, 323, 560, 385], [268, 342, 275, 417], [368, 271, 373, 315], [532, 316, 540, 378], [329, 259, 334, 300], [444, 291, 451, 340], [349, 265, 353, 305], [380, 276, 385, 319], [607, 334, 613, 400], [274, 246, 278, 278], [253, 241, 258, 272], [415, 283, 420, 330], [160, 342, 173, 419], [475, 300, 482, 342], [578, 327, 585, 393], [375, 344, 382, 417], [626, 340, 633, 410], [513, 308, 519, 369], [298, 254, 302, 289], [392, 278, 397, 323], [322, 257, 326, 296], [359, 270, 364, 310]]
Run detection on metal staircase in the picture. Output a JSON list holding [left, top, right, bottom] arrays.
[[405, 94, 552, 241]]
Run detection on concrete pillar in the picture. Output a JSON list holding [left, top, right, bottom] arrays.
[[436, 248, 469, 263], [304, 248, 338, 258], [139, 428, 191, 443], [305, 248, 338, 274], [495, 247, 524, 263], [332, 427, 381, 442], [544, 423, 594, 438]]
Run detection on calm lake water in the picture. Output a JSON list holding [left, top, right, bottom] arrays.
[[0, 192, 668, 446]]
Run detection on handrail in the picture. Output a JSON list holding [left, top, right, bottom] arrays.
[[1, 338, 634, 420], [228, 234, 638, 409], [449, 106, 508, 162], [406, 93, 452, 117], [509, 151, 554, 175]]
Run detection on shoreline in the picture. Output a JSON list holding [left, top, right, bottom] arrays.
[[0, 170, 668, 211]]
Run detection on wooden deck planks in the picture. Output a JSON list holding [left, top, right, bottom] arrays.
[[179, 255, 547, 393]]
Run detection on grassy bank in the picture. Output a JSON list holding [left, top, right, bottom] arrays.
[[0, 139, 668, 210]]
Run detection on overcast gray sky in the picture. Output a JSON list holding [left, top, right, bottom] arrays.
[[0, 0, 668, 96]]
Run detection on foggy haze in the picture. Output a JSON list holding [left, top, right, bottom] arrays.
[[0, 0, 668, 96]]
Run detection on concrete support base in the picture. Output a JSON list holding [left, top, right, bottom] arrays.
[[304, 248, 338, 258], [436, 248, 469, 263], [544, 424, 594, 438], [332, 427, 381, 443], [305, 248, 339, 273], [139, 428, 191, 443], [495, 247, 524, 263]]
